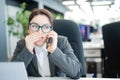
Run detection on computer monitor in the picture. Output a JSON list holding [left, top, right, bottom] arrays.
[[79, 24, 90, 41]]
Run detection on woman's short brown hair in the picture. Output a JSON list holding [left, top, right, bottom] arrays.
[[29, 8, 53, 25]]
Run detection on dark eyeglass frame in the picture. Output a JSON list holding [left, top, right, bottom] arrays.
[[29, 22, 53, 33]]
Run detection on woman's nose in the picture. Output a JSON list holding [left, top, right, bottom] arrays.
[[38, 29, 43, 35]]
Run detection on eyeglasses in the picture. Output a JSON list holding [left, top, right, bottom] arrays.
[[29, 22, 53, 33]]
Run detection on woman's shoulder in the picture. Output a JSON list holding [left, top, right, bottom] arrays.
[[58, 35, 68, 41], [57, 35, 69, 47], [17, 39, 25, 46]]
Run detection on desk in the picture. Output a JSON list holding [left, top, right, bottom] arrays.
[[28, 77, 120, 80], [29, 77, 71, 80], [83, 42, 104, 77], [83, 41, 104, 58]]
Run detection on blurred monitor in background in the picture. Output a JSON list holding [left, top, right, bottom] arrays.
[[79, 24, 90, 42], [89, 25, 97, 33], [89, 21, 98, 33]]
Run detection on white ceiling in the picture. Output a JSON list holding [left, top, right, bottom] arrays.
[[62, 0, 120, 23]]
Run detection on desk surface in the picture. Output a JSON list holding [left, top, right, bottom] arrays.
[[28, 77, 120, 80], [83, 41, 104, 49]]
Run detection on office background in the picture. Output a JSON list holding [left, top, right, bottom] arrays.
[[0, 0, 120, 78]]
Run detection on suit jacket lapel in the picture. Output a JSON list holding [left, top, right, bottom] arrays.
[[49, 58, 55, 77], [32, 49, 40, 76], [32, 55, 39, 72]]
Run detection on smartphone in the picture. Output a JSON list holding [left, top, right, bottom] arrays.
[[46, 37, 52, 48], [47, 37, 52, 44]]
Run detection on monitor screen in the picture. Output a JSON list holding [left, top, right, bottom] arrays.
[[79, 24, 90, 41]]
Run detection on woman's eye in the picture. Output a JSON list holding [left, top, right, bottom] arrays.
[[45, 26, 50, 29], [32, 25, 38, 28]]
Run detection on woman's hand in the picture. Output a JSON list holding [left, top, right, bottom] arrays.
[[25, 32, 41, 53], [47, 30, 58, 53]]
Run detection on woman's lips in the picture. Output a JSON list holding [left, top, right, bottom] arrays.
[[37, 37, 44, 42]]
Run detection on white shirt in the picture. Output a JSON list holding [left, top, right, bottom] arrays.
[[35, 44, 51, 77]]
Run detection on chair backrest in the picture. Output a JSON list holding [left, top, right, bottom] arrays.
[[102, 21, 120, 77], [53, 19, 86, 77]]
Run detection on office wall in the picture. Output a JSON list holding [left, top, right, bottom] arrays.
[[6, 5, 21, 57]]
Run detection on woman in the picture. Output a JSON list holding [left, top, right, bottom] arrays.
[[11, 8, 82, 79]]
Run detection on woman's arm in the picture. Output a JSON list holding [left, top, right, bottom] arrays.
[[11, 40, 35, 68], [48, 36, 83, 79]]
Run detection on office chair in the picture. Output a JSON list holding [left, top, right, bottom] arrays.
[[102, 21, 120, 78], [53, 19, 86, 77]]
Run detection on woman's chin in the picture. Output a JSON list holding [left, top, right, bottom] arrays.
[[35, 41, 43, 46]]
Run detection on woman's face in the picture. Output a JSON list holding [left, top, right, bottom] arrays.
[[28, 14, 51, 46]]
